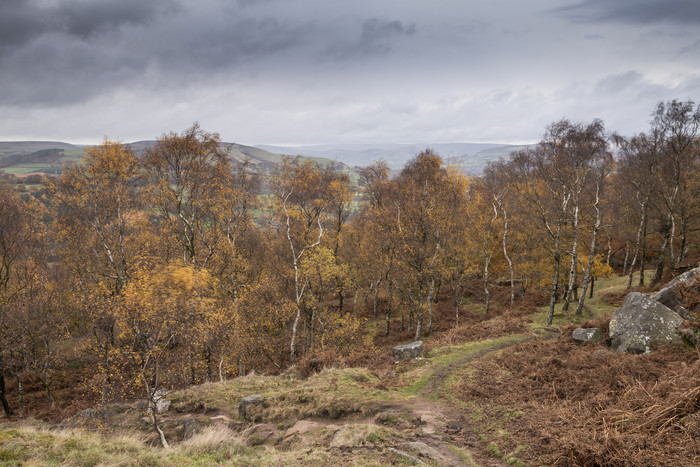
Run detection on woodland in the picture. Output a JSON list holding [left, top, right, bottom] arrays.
[[0, 99, 699, 463]]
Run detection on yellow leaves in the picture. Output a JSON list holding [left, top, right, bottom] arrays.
[[121, 263, 217, 320], [577, 254, 613, 278], [299, 247, 351, 296], [315, 309, 363, 351]]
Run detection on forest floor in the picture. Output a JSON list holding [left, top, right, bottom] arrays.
[[1, 271, 699, 466]]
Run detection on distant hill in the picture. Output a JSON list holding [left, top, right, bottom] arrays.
[[257, 143, 527, 174], [0, 141, 354, 176], [1, 140, 529, 177], [449, 145, 531, 174]]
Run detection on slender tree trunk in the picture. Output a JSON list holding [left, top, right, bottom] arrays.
[[547, 253, 561, 326], [627, 249, 639, 290], [385, 279, 394, 336], [307, 306, 316, 351], [0, 373, 13, 417], [654, 219, 671, 284], [639, 206, 647, 286], [677, 221, 687, 266], [622, 239, 630, 276], [150, 403, 169, 449], [425, 278, 436, 335], [373, 284, 380, 319], [414, 294, 423, 340], [589, 276, 594, 298], [563, 206, 580, 311], [669, 213, 676, 272], [502, 207, 515, 307], [484, 254, 492, 314], [290, 304, 301, 365], [40, 378, 54, 409], [16, 371, 24, 419], [352, 288, 359, 320], [606, 234, 612, 266], [547, 224, 563, 326], [576, 181, 603, 315], [627, 209, 645, 289]]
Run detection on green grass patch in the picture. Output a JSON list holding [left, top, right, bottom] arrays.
[[170, 366, 391, 422], [530, 271, 654, 329], [446, 443, 480, 467], [398, 334, 529, 397]]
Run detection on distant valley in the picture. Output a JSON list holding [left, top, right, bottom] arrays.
[[0, 140, 528, 177]]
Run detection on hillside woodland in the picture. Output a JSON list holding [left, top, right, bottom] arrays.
[[0, 100, 699, 465]]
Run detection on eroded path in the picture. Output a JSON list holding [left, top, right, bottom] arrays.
[[374, 335, 534, 466]]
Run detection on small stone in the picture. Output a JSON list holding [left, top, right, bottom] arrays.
[[181, 418, 199, 440], [680, 329, 698, 347], [284, 420, 322, 437], [392, 341, 423, 359], [238, 394, 264, 420], [572, 327, 605, 345], [154, 389, 170, 414]]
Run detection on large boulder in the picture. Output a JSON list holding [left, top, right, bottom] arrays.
[[652, 266, 700, 309], [609, 292, 684, 354], [392, 341, 423, 359]]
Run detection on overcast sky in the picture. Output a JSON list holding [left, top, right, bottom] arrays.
[[1, 0, 699, 145]]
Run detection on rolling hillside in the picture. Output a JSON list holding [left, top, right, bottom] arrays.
[[0, 141, 351, 176], [1, 140, 528, 177]]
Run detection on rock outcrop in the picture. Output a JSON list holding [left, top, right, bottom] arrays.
[[609, 292, 684, 354], [652, 266, 700, 309], [392, 341, 423, 359]]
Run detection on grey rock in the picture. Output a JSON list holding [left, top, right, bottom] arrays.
[[572, 327, 605, 345], [389, 447, 426, 465], [398, 441, 451, 464], [680, 329, 698, 347], [392, 341, 423, 359], [154, 389, 170, 414], [652, 267, 700, 309], [675, 305, 698, 322], [609, 292, 684, 354], [181, 418, 199, 440], [238, 394, 264, 420], [77, 408, 97, 418]]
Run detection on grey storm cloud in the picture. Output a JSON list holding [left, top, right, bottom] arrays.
[[324, 18, 416, 60], [0, 0, 177, 50], [552, 0, 700, 25], [0, 0, 420, 107], [1, 0, 699, 144]]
